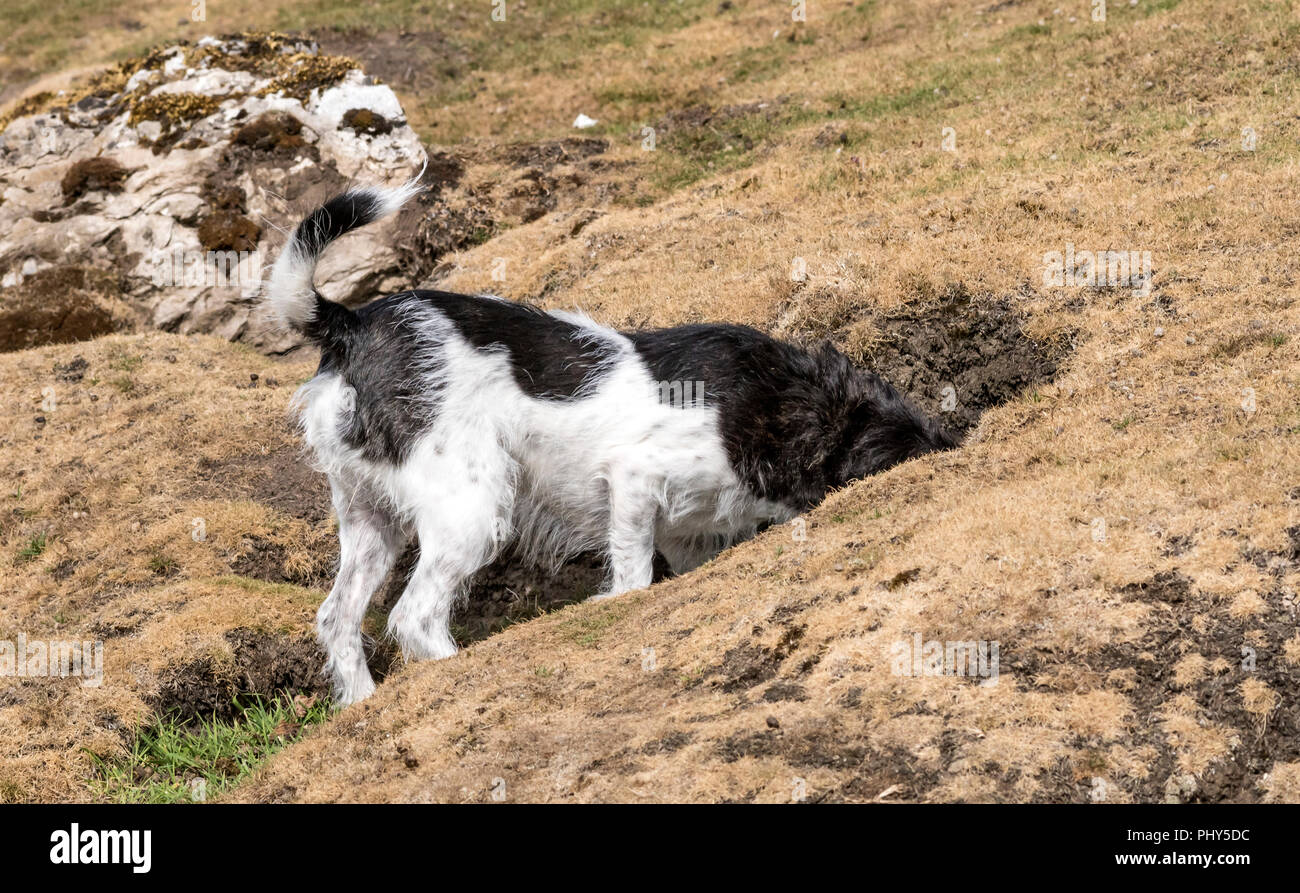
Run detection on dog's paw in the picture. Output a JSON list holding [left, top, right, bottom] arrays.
[[422, 637, 459, 661], [333, 674, 376, 707], [396, 628, 459, 661]]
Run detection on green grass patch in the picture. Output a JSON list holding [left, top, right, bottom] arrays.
[[148, 553, 178, 576], [107, 349, 143, 372], [16, 532, 46, 563], [88, 694, 330, 803]]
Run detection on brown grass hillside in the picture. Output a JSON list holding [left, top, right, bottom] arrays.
[[3, 0, 1300, 802]]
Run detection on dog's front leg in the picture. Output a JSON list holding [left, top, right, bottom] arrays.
[[591, 474, 657, 600]]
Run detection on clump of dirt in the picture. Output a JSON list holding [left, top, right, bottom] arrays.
[[504, 168, 559, 223], [231, 536, 290, 583], [641, 731, 693, 755], [713, 722, 940, 803], [152, 628, 328, 725], [821, 743, 945, 803], [762, 681, 808, 702], [0, 266, 135, 352], [421, 151, 466, 191], [711, 625, 806, 693], [228, 534, 332, 590], [60, 157, 129, 203], [192, 444, 334, 523], [197, 211, 261, 252], [341, 108, 393, 136], [1120, 570, 1191, 604], [232, 110, 308, 153], [393, 193, 494, 283], [53, 356, 89, 382], [498, 137, 609, 168]]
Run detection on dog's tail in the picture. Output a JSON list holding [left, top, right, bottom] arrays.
[[265, 174, 423, 344]]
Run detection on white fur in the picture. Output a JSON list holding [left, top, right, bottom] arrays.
[[297, 307, 795, 704]]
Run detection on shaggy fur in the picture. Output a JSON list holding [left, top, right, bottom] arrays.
[[267, 180, 957, 704]]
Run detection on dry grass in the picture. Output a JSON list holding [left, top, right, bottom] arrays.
[[3, 0, 1300, 802], [0, 333, 326, 800]]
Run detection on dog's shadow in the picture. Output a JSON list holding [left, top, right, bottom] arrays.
[[361, 544, 673, 681]]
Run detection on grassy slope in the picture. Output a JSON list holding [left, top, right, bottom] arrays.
[[3, 0, 1300, 801]]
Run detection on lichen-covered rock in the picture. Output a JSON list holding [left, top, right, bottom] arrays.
[[0, 33, 427, 353]]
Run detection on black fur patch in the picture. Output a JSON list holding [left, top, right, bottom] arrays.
[[297, 191, 388, 261], [299, 191, 390, 349], [410, 291, 616, 400], [627, 324, 956, 509], [317, 298, 430, 464], [316, 291, 618, 463]]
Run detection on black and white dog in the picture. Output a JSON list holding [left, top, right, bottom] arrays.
[[268, 179, 956, 704]]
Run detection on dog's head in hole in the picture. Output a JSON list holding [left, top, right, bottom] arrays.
[[266, 170, 958, 704]]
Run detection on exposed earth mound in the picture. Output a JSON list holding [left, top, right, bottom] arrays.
[[0, 266, 139, 352]]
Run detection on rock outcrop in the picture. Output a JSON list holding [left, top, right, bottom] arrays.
[[0, 33, 427, 353]]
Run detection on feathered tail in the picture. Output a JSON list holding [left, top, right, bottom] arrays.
[[265, 175, 423, 345]]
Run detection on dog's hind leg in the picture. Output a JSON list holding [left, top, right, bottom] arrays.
[[318, 481, 407, 706], [387, 445, 515, 662]]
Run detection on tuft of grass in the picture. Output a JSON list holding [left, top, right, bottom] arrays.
[[562, 601, 629, 648], [147, 553, 178, 576], [16, 532, 46, 563], [88, 694, 330, 804], [1212, 331, 1288, 359], [107, 349, 143, 373]]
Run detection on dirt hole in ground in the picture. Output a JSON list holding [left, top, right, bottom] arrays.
[[152, 628, 328, 725], [372, 546, 615, 647], [864, 285, 1069, 433], [774, 282, 1071, 434]]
